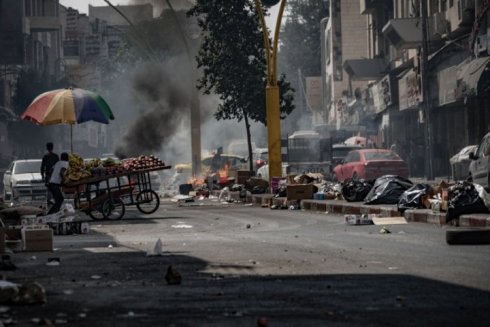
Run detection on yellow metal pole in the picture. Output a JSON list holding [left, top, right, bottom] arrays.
[[253, 0, 287, 180]]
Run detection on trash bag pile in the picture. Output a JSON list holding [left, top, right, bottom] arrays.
[[341, 179, 374, 202], [445, 181, 490, 223], [397, 183, 432, 212], [364, 175, 413, 205]]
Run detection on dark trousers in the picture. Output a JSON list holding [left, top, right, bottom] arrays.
[[47, 183, 64, 215]]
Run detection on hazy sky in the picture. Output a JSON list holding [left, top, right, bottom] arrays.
[[59, 0, 281, 27]]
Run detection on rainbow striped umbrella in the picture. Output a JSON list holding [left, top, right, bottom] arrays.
[[21, 88, 114, 152]]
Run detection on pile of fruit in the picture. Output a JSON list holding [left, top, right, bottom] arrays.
[[65, 154, 91, 181], [121, 155, 166, 170], [64, 154, 167, 183]]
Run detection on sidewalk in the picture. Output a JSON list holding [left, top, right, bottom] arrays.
[[215, 191, 490, 228]]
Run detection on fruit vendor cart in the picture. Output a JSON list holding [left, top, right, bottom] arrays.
[[63, 155, 171, 220]]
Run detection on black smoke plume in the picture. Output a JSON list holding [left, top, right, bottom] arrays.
[[115, 64, 190, 158]]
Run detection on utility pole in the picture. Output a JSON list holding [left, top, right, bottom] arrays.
[[420, 0, 434, 180], [253, 0, 287, 180]]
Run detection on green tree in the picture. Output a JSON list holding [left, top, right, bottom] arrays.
[[279, 0, 328, 131], [280, 0, 328, 77], [188, 0, 295, 172]]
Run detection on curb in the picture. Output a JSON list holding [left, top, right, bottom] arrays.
[[214, 191, 490, 228]]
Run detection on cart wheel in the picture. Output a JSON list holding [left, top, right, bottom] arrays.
[[136, 190, 160, 214], [88, 208, 105, 221], [102, 197, 125, 220]]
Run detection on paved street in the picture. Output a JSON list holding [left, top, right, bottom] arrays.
[[6, 200, 490, 326]]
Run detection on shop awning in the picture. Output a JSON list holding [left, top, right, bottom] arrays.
[[382, 18, 422, 49], [343, 58, 388, 81], [455, 57, 490, 99]]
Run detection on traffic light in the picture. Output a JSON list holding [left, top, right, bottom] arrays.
[[261, 0, 280, 6]]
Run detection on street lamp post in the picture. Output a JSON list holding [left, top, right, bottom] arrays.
[[253, 0, 287, 180]]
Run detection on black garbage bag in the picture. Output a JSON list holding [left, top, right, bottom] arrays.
[[364, 175, 413, 205], [397, 183, 432, 212], [251, 186, 267, 194], [341, 179, 374, 202], [274, 185, 287, 198], [446, 181, 490, 223]]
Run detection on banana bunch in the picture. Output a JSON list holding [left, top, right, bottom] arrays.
[[65, 153, 92, 182]]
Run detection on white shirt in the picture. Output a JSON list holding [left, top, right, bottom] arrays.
[[49, 160, 68, 184]]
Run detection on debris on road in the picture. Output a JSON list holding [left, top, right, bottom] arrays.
[[345, 214, 373, 225], [147, 238, 163, 256], [379, 227, 391, 234], [165, 266, 182, 285], [371, 216, 407, 225]]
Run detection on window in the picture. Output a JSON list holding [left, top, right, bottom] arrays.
[[13, 161, 41, 174], [351, 152, 361, 162], [364, 151, 401, 161]]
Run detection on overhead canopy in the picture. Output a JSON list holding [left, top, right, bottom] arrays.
[[343, 58, 388, 81], [382, 18, 422, 49], [456, 57, 490, 99]]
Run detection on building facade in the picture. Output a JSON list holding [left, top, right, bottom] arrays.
[[322, 0, 490, 178]]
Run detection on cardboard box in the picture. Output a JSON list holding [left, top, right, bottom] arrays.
[[286, 184, 316, 200], [21, 227, 53, 252]]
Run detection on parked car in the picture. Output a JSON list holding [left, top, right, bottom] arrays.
[[331, 144, 363, 169], [469, 132, 490, 188], [2, 159, 46, 205], [332, 149, 408, 181], [450, 145, 477, 181]]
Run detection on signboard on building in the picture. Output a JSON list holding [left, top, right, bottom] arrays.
[[398, 70, 420, 110], [438, 66, 457, 105], [0, 0, 25, 65], [306, 77, 322, 112], [372, 75, 393, 113]]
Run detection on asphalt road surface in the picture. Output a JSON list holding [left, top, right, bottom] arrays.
[[5, 199, 490, 326]]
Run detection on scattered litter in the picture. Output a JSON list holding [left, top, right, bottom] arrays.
[[0, 306, 10, 313], [31, 256, 37, 261], [165, 266, 182, 285], [108, 244, 113, 248], [146, 239, 163, 257], [379, 227, 391, 234], [127, 311, 135, 317], [90, 275, 102, 280], [18, 282, 47, 304], [388, 266, 399, 270], [46, 258, 60, 266], [0, 281, 19, 304], [78, 313, 87, 318], [243, 203, 253, 206], [246, 224, 251, 229], [55, 319, 68, 324], [63, 289, 74, 295], [371, 216, 407, 225], [171, 224, 193, 229], [345, 214, 373, 225], [257, 317, 267, 327]]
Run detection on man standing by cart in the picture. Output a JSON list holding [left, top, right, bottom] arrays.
[[41, 142, 59, 205], [46, 152, 69, 215]]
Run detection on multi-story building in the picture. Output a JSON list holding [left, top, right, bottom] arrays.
[[323, 0, 490, 177], [321, 0, 380, 138], [0, 0, 65, 159]]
